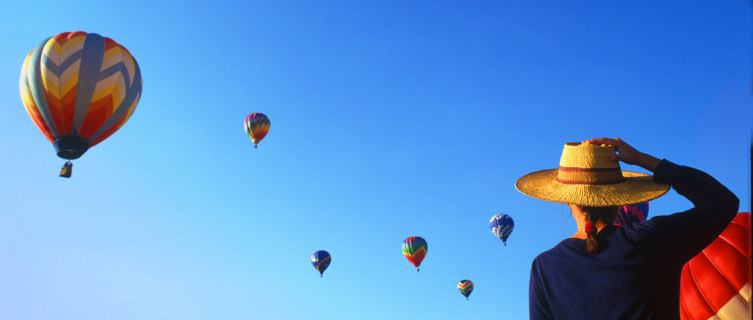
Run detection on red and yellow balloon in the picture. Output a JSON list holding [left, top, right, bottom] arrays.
[[244, 113, 270, 148], [19, 31, 142, 176]]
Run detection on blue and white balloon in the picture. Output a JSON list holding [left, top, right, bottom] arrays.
[[489, 214, 514, 245]]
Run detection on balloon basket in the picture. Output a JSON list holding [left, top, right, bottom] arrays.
[[59, 161, 72, 178]]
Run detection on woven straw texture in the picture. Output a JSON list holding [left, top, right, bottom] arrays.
[[516, 169, 669, 206], [515, 142, 670, 206], [559, 142, 619, 169]]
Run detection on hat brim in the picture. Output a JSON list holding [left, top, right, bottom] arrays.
[[515, 169, 670, 207]]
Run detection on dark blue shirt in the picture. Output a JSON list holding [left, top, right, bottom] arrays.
[[529, 160, 739, 320]]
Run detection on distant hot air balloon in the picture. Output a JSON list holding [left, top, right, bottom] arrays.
[[680, 212, 751, 320], [19, 31, 142, 177], [311, 250, 331, 277], [458, 280, 474, 300], [402, 236, 427, 271], [489, 214, 514, 245], [244, 113, 270, 148], [615, 202, 649, 227]]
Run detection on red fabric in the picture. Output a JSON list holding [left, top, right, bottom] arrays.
[[679, 212, 751, 320]]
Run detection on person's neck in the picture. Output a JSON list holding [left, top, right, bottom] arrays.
[[569, 205, 611, 239]]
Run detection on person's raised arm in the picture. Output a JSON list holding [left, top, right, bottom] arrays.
[[585, 137, 739, 260]]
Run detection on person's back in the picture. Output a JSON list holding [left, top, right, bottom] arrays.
[[532, 230, 674, 319], [518, 139, 739, 320]]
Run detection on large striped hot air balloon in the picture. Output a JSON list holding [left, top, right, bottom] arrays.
[[19, 31, 142, 177], [680, 212, 751, 320], [244, 113, 270, 148], [402, 236, 427, 271]]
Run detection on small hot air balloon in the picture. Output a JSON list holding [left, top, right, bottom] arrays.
[[680, 212, 751, 320], [402, 236, 427, 271], [458, 280, 474, 300], [615, 202, 649, 227], [19, 31, 142, 177], [244, 113, 270, 148], [311, 250, 331, 277], [489, 214, 514, 245]]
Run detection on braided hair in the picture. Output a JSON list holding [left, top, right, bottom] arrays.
[[580, 206, 618, 255]]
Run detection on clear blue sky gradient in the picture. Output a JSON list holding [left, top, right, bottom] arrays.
[[0, 2, 750, 319]]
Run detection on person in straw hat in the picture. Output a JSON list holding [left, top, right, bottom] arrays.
[[517, 137, 739, 320]]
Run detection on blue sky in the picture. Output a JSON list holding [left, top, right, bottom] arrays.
[[0, 2, 750, 319]]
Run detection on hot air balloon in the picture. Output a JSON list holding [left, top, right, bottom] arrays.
[[489, 214, 514, 245], [311, 250, 331, 277], [402, 236, 427, 271], [458, 280, 474, 300], [244, 113, 270, 148], [19, 31, 142, 177], [680, 212, 751, 320], [615, 202, 649, 227]]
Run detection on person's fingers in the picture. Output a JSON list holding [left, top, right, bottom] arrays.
[[583, 137, 621, 146]]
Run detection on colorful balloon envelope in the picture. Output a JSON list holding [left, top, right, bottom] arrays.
[[402, 236, 427, 271], [311, 250, 331, 277], [19, 31, 142, 177], [244, 113, 270, 148], [458, 280, 474, 300], [615, 202, 649, 227], [489, 214, 514, 245], [680, 212, 751, 320]]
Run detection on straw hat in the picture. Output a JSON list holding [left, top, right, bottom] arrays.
[[515, 142, 670, 207]]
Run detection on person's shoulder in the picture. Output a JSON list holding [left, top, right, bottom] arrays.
[[617, 217, 662, 239], [533, 239, 581, 263], [611, 218, 672, 252]]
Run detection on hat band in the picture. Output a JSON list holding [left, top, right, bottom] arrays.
[[556, 166, 626, 185]]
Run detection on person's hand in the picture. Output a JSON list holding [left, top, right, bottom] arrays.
[[582, 137, 660, 172], [582, 137, 641, 164]]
